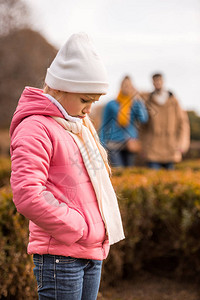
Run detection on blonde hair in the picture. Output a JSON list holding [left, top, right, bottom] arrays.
[[43, 85, 59, 98]]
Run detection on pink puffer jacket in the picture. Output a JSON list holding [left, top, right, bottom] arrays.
[[10, 87, 109, 260]]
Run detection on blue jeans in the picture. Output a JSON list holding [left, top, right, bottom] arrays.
[[109, 149, 135, 167], [147, 161, 174, 170], [33, 254, 102, 300]]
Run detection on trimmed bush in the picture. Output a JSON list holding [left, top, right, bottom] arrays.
[[0, 157, 11, 187], [2, 160, 200, 297], [102, 167, 200, 284], [0, 186, 37, 299]]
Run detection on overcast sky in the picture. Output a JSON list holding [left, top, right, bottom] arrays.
[[26, 0, 200, 113]]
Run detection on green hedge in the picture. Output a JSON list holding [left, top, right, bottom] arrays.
[[102, 167, 200, 285], [0, 186, 36, 299], [1, 163, 200, 298], [0, 157, 11, 187]]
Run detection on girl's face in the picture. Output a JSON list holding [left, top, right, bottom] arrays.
[[55, 92, 101, 119]]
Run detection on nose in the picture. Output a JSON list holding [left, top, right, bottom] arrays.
[[83, 103, 92, 114]]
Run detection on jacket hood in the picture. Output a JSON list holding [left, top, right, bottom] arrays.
[[10, 87, 63, 137]]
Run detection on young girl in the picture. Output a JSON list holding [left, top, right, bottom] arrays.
[[10, 33, 125, 300]]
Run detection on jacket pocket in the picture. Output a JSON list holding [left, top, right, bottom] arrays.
[[78, 220, 106, 246], [78, 219, 89, 242]]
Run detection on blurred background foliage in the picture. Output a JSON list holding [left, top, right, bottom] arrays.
[[187, 111, 200, 140], [0, 0, 29, 36]]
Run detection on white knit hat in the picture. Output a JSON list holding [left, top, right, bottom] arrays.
[[45, 32, 109, 94]]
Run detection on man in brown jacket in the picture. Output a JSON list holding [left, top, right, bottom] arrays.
[[141, 73, 190, 169]]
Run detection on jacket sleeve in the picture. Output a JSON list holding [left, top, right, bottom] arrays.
[[10, 119, 88, 246], [176, 105, 190, 153], [132, 100, 149, 123]]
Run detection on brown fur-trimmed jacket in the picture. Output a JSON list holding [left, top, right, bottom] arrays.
[[140, 91, 190, 163]]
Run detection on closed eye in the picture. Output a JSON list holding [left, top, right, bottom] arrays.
[[81, 98, 96, 104], [81, 98, 89, 103]]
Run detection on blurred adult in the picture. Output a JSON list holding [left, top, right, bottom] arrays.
[[100, 76, 148, 167], [140, 73, 190, 170]]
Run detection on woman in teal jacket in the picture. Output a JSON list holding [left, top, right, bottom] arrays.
[[99, 76, 148, 167]]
